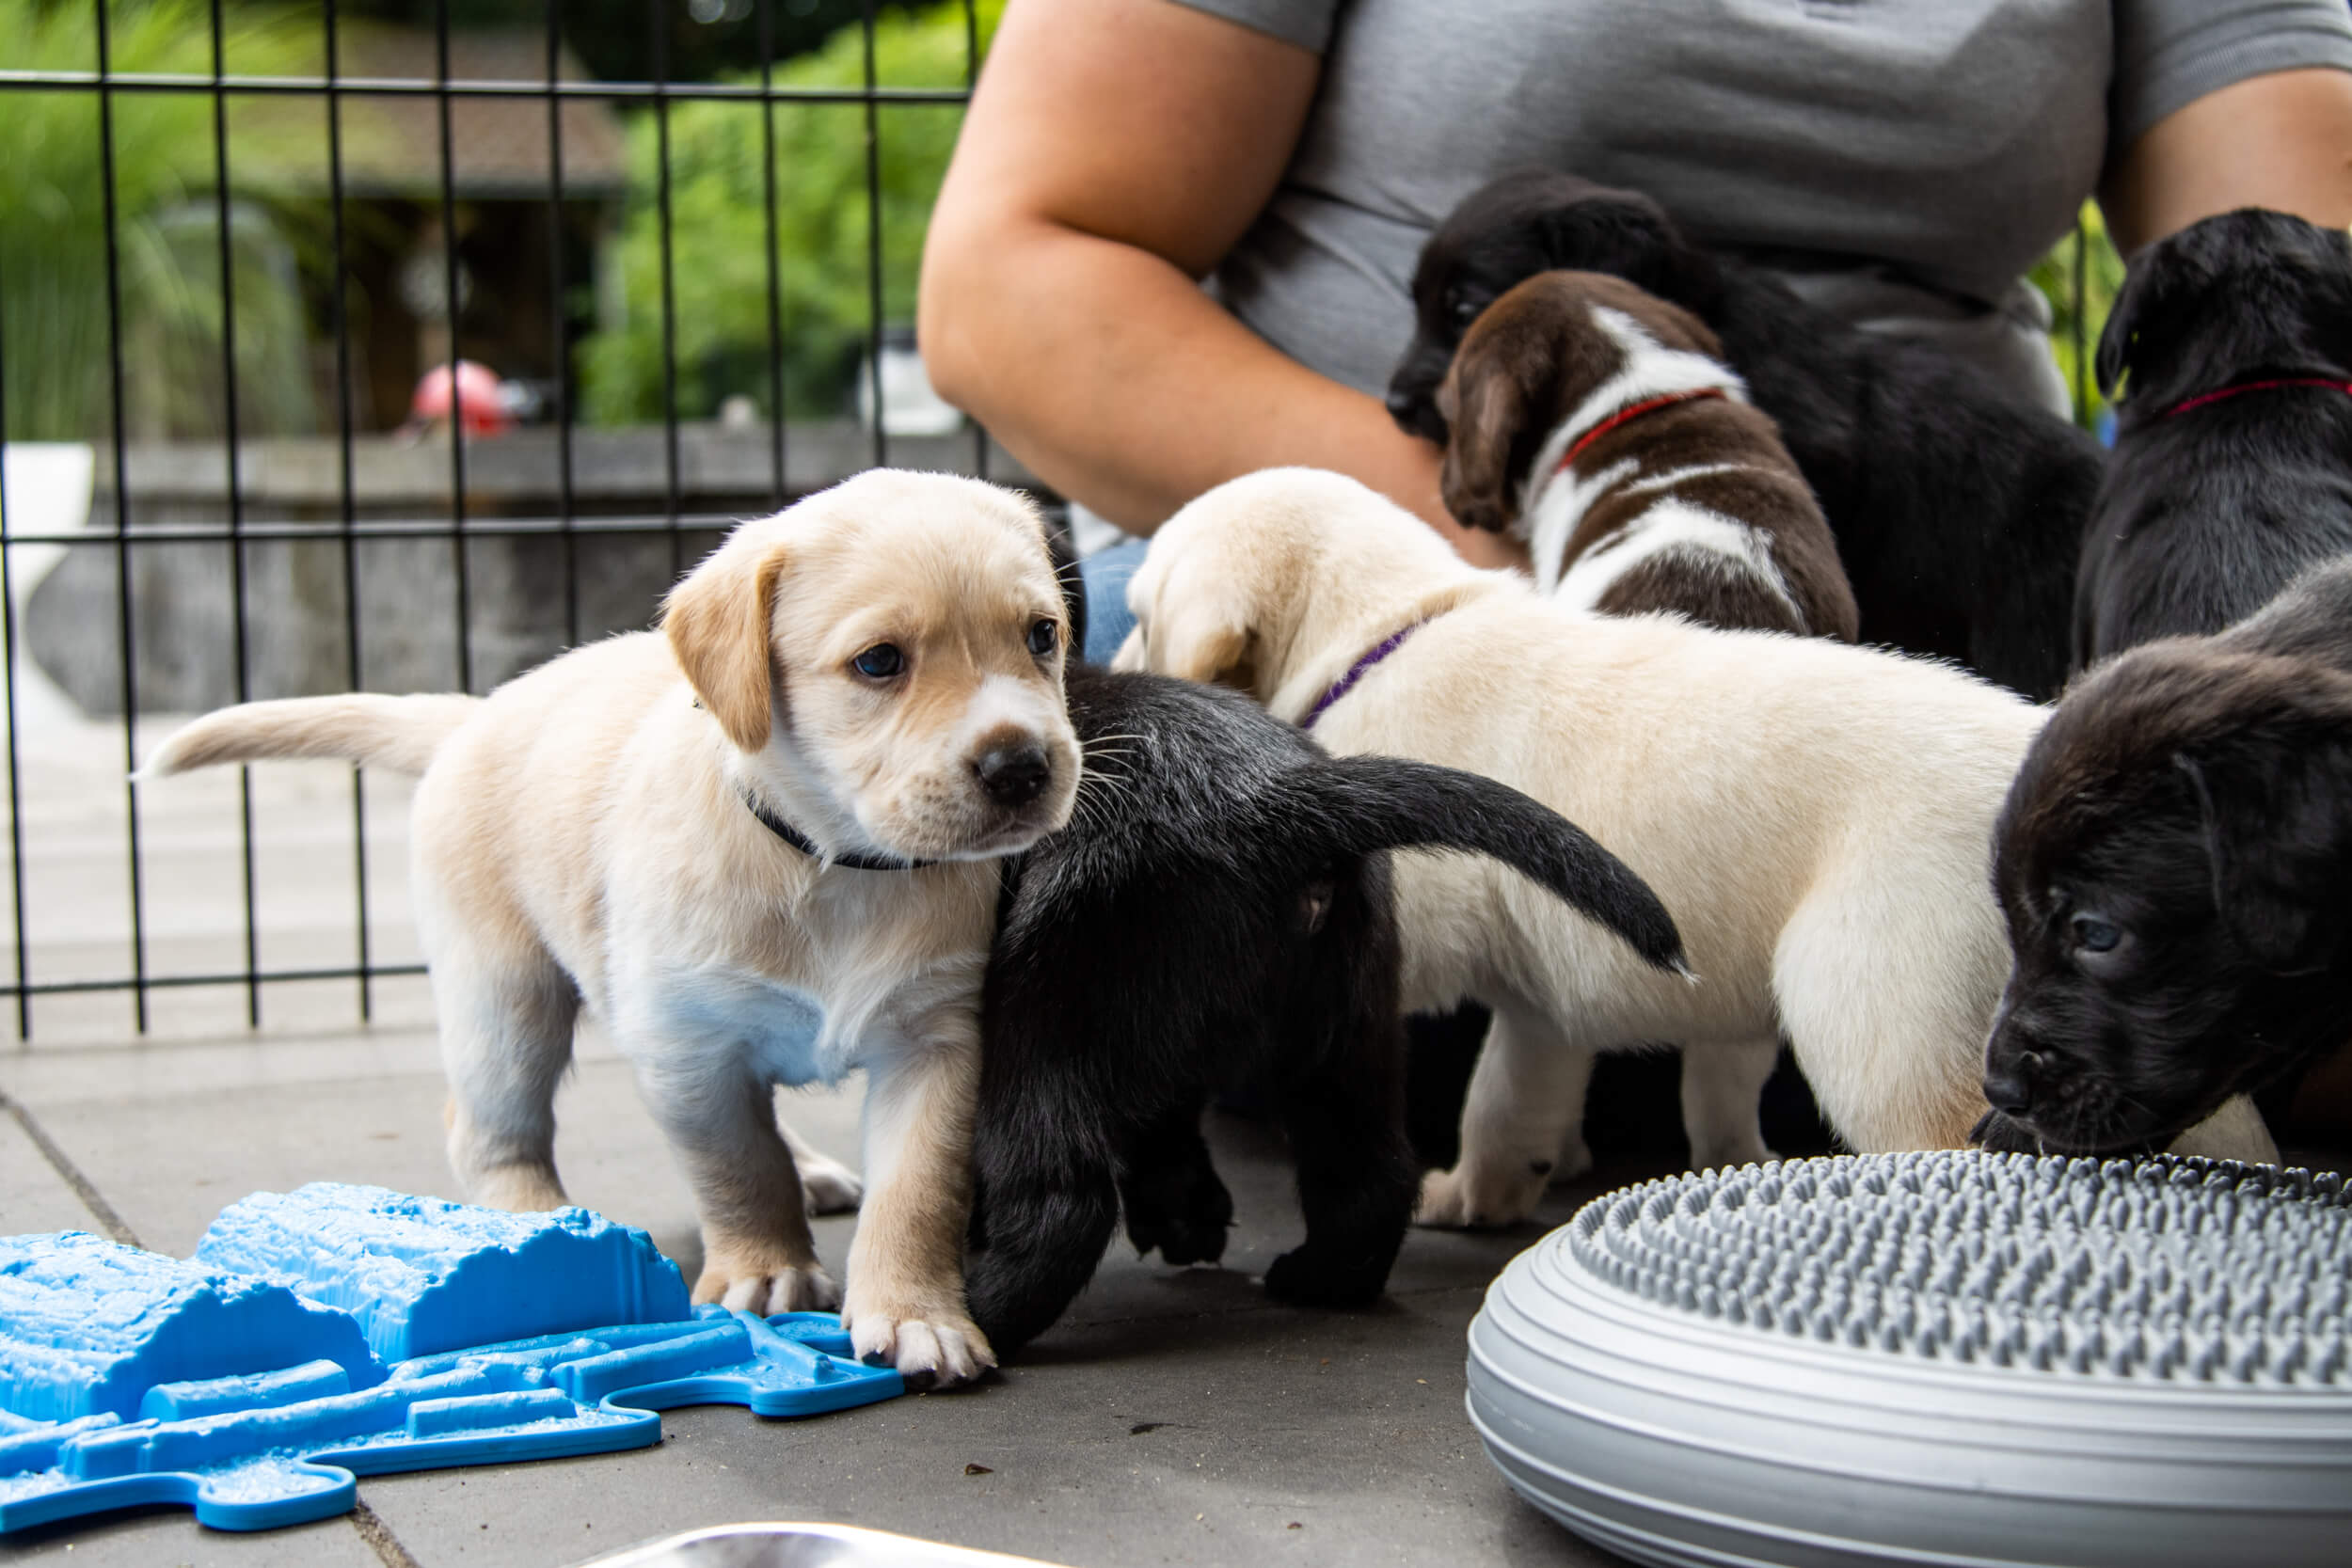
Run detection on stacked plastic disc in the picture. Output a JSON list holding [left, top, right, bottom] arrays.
[[1467, 1150, 2352, 1568]]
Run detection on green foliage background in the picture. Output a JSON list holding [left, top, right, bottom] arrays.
[[1, 0, 319, 442], [577, 0, 1001, 425], [2029, 201, 2128, 428], [2, 0, 2126, 444]]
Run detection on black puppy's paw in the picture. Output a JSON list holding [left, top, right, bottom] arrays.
[[1120, 1164, 1233, 1266], [1969, 1109, 2042, 1155], [1263, 1246, 1387, 1309]]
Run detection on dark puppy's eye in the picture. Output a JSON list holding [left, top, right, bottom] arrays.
[[2071, 913, 2122, 954], [1026, 617, 1059, 657], [851, 643, 904, 679], [1451, 292, 1485, 326]]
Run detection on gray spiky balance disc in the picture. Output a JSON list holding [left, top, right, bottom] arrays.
[[1466, 1151, 2352, 1568]]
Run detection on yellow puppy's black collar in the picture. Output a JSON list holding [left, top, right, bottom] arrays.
[[740, 792, 930, 872]]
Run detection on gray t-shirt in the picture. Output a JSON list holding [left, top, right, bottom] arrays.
[[1177, 0, 2352, 414]]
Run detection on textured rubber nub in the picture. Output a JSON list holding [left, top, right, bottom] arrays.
[[1468, 1151, 2352, 1568], [1576, 1150, 2352, 1384]]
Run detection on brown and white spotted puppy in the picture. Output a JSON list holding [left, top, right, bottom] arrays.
[[1438, 269, 1857, 641], [1435, 269, 1857, 1180]]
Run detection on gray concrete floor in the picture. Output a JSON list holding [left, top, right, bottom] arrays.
[[0, 1013, 1645, 1568]]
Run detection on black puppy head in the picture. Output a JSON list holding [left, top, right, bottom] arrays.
[[2097, 208, 2352, 414], [1388, 170, 1721, 443], [1986, 647, 2352, 1152], [1437, 271, 1725, 534]]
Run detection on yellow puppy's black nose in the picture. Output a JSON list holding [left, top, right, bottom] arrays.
[[975, 740, 1051, 808]]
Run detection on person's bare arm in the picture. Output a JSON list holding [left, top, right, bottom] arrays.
[[2103, 67, 2352, 253], [918, 0, 1518, 564]]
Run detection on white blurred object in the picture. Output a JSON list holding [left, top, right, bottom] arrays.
[[578, 1522, 1065, 1567], [856, 329, 965, 438], [0, 444, 94, 735], [1066, 499, 1140, 559]]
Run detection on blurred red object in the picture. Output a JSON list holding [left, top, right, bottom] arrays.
[[408, 360, 512, 436]]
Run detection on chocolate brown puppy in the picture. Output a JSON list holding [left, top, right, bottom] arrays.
[[1438, 270, 1856, 641], [1980, 560, 2352, 1155]]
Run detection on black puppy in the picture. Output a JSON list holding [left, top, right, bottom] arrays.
[[1387, 169, 2102, 700], [2074, 208, 2352, 662], [963, 665, 1683, 1358], [1979, 560, 2352, 1155]]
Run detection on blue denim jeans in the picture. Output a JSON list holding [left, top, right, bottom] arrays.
[[1074, 539, 1148, 666]]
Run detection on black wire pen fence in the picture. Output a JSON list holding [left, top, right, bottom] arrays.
[[0, 0, 1008, 1042], [0, 1, 2111, 1045]]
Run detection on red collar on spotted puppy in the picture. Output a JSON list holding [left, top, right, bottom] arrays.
[[1303, 614, 1442, 730], [2162, 376, 2352, 420], [1558, 387, 1729, 472]]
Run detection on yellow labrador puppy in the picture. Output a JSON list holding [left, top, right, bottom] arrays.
[[1117, 467, 2274, 1227], [144, 470, 1079, 1385]]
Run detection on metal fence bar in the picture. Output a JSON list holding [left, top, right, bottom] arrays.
[[95, 0, 153, 1035], [323, 0, 374, 1022], [210, 0, 263, 1028], [861, 0, 887, 471], [2073, 214, 2091, 427], [653, 8, 683, 578], [0, 962, 427, 1000], [6, 515, 779, 546], [0, 245, 29, 1040], [435, 0, 473, 694], [963, 0, 989, 483], [1, 1, 998, 1037], [0, 71, 971, 105], [759, 0, 788, 513], [545, 3, 580, 647]]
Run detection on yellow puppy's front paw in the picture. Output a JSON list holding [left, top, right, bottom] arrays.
[[842, 1297, 996, 1389], [1414, 1164, 1541, 1230], [693, 1255, 841, 1316]]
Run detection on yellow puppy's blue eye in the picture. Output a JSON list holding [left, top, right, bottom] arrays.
[[1027, 618, 1058, 657], [852, 644, 903, 678]]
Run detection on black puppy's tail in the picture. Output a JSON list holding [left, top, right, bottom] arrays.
[[1304, 754, 1689, 977]]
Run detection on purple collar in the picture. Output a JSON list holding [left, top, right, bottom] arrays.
[[1302, 618, 1430, 730]]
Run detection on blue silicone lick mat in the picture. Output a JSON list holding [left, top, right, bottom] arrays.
[[0, 1185, 901, 1535]]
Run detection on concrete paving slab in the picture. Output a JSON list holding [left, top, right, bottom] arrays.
[[354, 1110, 1629, 1568], [0, 1112, 110, 1237], [0, 1053, 866, 1273], [0, 1506, 385, 1568], [0, 1013, 1629, 1568]]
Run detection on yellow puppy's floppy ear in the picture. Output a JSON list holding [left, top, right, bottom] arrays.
[[663, 530, 788, 752], [1156, 608, 1257, 691]]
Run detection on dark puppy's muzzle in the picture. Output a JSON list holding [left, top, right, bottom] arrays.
[[1981, 1004, 2069, 1123], [1385, 360, 1452, 443], [1980, 1053, 2041, 1118]]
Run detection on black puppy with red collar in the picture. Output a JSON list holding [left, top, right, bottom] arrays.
[[2077, 208, 2352, 660]]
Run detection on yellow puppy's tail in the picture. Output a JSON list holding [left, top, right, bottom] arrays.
[[140, 692, 482, 779]]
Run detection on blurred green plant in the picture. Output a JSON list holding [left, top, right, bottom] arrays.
[[577, 0, 1000, 425], [2029, 201, 2128, 430], [1, 0, 326, 443]]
